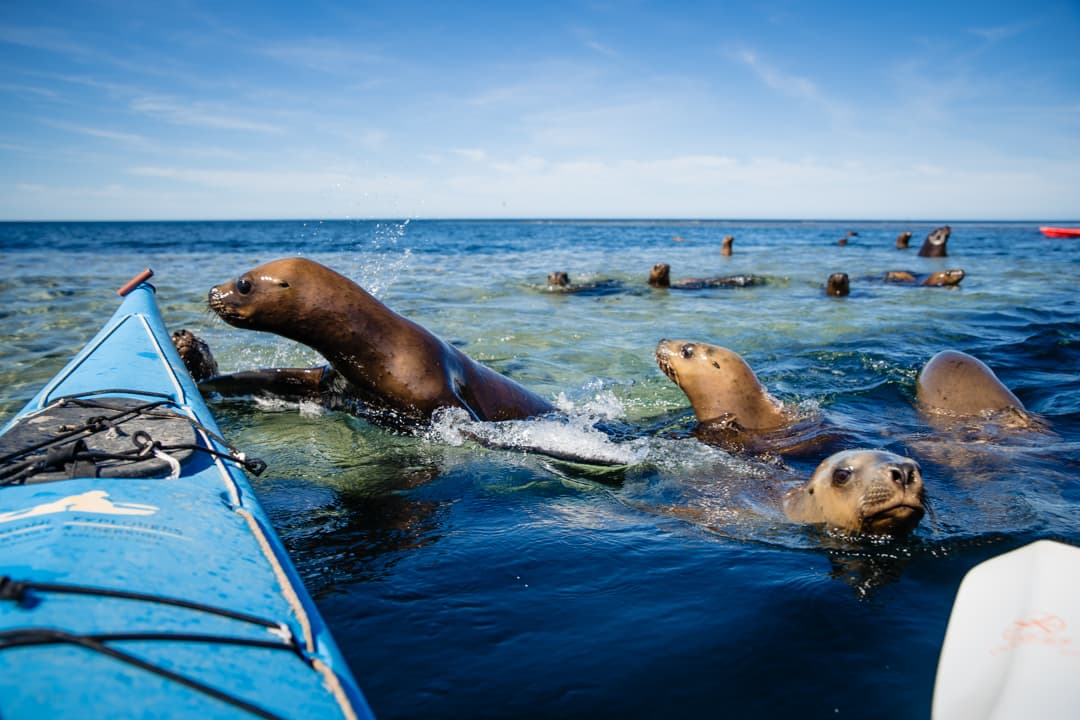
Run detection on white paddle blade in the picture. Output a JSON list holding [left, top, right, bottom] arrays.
[[933, 540, 1080, 720]]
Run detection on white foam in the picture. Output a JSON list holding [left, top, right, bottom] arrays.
[[426, 406, 649, 466]]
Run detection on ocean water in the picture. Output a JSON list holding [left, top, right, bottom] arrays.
[[1, 219, 1078, 718]]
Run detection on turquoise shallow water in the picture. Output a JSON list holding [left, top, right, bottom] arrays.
[[1, 219, 1078, 718]]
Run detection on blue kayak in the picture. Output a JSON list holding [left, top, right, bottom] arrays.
[[0, 273, 375, 719]]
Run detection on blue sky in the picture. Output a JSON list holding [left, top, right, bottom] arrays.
[[2, 1, 1079, 220]]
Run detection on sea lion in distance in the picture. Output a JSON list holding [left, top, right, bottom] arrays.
[[896, 231, 912, 249], [783, 450, 926, 536], [917, 225, 951, 257], [916, 350, 1024, 416], [648, 263, 758, 289], [199, 257, 555, 424], [826, 272, 850, 296], [884, 269, 965, 287]]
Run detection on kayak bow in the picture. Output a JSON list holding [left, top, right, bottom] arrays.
[[0, 274, 375, 719]]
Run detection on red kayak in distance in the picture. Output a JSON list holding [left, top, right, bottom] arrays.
[[1039, 226, 1080, 238]]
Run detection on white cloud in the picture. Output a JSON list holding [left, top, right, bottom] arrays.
[[130, 97, 284, 133], [261, 40, 388, 74], [451, 148, 489, 163], [43, 120, 151, 147], [735, 49, 820, 102]]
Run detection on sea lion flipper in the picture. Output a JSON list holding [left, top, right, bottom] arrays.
[[198, 367, 331, 402], [171, 329, 219, 382]]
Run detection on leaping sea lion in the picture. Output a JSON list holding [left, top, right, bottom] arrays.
[[783, 449, 926, 536], [195, 257, 555, 424]]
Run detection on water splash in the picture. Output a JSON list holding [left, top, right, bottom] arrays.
[[425, 406, 650, 467]]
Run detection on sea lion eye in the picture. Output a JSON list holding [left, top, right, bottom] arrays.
[[236, 278, 252, 294], [832, 467, 852, 486], [681, 344, 695, 359], [277, 281, 290, 288]]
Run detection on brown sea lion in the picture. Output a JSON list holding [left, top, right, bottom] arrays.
[[884, 269, 965, 287], [917, 225, 951, 257], [547, 271, 570, 287], [783, 449, 926, 536], [171, 329, 218, 382], [826, 272, 850, 296], [543, 271, 624, 296], [916, 350, 1023, 416], [655, 340, 793, 431], [200, 257, 555, 424], [896, 231, 912, 249], [648, 263, 759, 289], [721, 235, 734, 257]]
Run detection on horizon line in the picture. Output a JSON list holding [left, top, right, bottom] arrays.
[[1, 217, 1074, 225]]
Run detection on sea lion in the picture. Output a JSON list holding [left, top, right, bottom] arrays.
[[916, 350, 1023, 416], [201, 257, 555, 424], [648, 263, 759, 289], [543, 271, 624, 296], [896, 231, 912, 249], [783, 449, 926, 536], [826, 272, 850, 296], [171, 329, 218, 382], [917, 225, 951, 257], [721, 235, 734, 257], [884, 269, 965, 287], [547, 271, 570, 287], [655, 340, 793, 432]]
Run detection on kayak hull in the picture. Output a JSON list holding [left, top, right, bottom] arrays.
[[1039, 226, 1080, 238], [0, 281, 373, 719]]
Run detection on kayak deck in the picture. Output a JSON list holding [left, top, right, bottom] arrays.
[[0, 281, 372, 719]]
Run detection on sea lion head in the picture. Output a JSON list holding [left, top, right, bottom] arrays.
[[655, 340, 789, 430], [922, 269, 965, 287], [648, 263, 671, 287], [208, 258, 311, 330], [207, 257, 367, 347], [826, 272, 850, 296], [547, 271, 570, 287], [784, 450, 926, 536], [917, 225, 951, 257], [916, 350, 1023, 416]]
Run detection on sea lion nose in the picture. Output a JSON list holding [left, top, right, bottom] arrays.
[[888, 464, 916, 488]]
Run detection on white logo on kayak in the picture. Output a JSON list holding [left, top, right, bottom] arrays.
[[0, 490, 159, 523]]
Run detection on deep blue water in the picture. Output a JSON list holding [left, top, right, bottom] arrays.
[[1, 219, 1078, 718]]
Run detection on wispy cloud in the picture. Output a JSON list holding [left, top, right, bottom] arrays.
[[130, 97, 284, 133], [0, 24, 95, 60], [0, 82, 59, 99], [968, 20, 1036, 44], [261, 39, 388, 74], [569, 26, 619, 58], [735, 49, 821, 103], [43, 120, 151, 147], [451, 148, 489, 163]]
